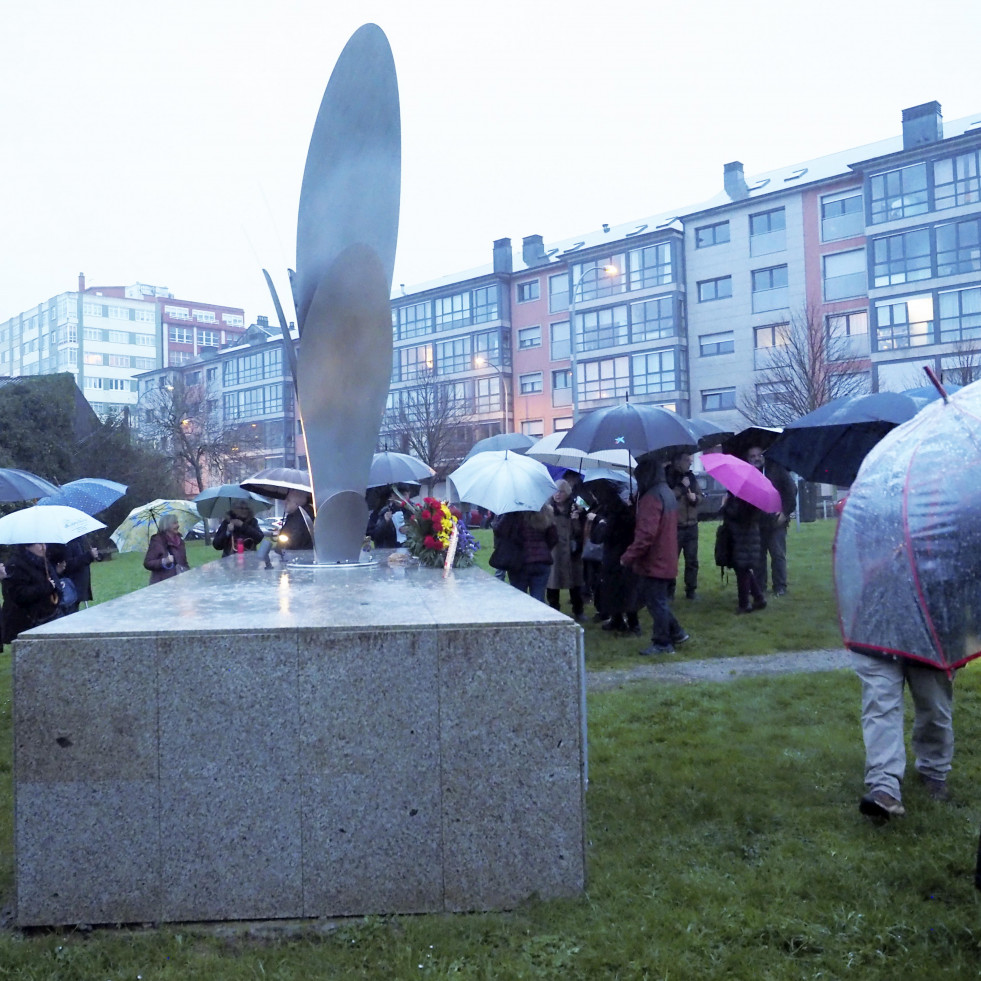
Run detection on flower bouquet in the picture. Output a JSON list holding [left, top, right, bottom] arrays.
[[402, 496, 479, 568]]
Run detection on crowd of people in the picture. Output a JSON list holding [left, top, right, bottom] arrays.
[[488, 443, 797, 656]]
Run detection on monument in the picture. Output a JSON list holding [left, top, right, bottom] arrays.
[[11, 24, 587, 927]]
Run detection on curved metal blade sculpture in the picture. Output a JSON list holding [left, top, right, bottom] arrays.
[[264, 23, 400, 563]]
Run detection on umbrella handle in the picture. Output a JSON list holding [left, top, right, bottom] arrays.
[[923, 365, 949, 404]]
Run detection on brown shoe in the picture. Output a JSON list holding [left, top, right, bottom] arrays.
[[919, 773, 950, 801], [859, 790, 906, 818]]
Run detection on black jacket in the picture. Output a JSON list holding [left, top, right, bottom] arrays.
[[2, 547, 61, 644], [213, 515, 265, 557]]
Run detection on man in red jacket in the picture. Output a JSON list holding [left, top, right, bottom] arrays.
[[621, 456, 690, 655]]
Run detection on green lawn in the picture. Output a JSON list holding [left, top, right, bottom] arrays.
[[3, 518, 979, 979]]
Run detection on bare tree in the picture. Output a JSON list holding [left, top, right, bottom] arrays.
[[739, 301, 870, 425], [381, 370, 474, 479], [942, 339, 981, 388], [136, 378, 262, 493]]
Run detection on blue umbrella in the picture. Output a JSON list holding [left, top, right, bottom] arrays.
[[37, 477, 127, 515], [0, 468, 59, 502]]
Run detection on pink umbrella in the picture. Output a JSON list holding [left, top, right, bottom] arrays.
[[701, 453, 781, 513]]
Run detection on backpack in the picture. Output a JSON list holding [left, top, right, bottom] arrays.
[[714, 523, 734, 574]]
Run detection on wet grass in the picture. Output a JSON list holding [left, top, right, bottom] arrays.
[[4, 519, 978, 978]]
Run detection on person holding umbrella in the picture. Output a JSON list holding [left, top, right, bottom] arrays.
[[143, 513, 190, 585], [212, 504, 265, 557], [1, 543, 62, 643], [747, 445, 797, 596], [620, 455, 690, 655]]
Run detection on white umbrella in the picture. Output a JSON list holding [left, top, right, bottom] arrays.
[[368, 451, 435, 487], [0, 505, 105, 545], [527, 430, 636, 471], [448, 450, 557, 515]]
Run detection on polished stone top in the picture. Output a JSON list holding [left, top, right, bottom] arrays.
[[24, 551, 573, 638]]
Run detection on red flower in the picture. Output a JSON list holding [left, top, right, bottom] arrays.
[[423, 534, 442, 550], [421, 510, 432, 521]]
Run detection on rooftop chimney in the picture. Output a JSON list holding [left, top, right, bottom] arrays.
[[78, 272, 85, 292], [724, 161, 749, 201], [493, 237, 513, 274], [257, 315, 269, 327], [902, 101, 943, 150], [522, 234, 547, 268]]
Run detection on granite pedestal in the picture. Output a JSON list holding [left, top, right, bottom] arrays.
[[12, 553, 586, 926]]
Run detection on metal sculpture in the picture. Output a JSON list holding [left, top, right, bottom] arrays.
[[264, 23, 400, 563]]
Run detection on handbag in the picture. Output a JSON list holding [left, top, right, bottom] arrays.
[[489, 536, 523, 573], [581, 539, 603, 562]]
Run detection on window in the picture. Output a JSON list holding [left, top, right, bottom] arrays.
[[193, 310, 217, 323], [434, 292, 470, 330], [548, 273, 569, 313], [165, 306, 190, 320], [399, 344, 434, 381], [869, 163, 928, 223], [397, 301, 432, 339], [755, 323, 789, 348], [699, 331, 734, 356], [83, 328, 103, 342], [518, 326, 542, 349], [472, 286, 498, 323], [516, 280, 540, 303], [474, 376, 501, 414], [519, 372, 543, 395], [874, 295, 934, 350], [632, 350, 678, 395], [872, 231, 930, 287], [934, 150, 981, 210], [751, 265, 788, 313], [171, 350, 193, 365], [630, 296, 675, 343], [550, 321, 570, 361], [580, 356, 630, 401], [107, 305, 130, 320], [436, 337, 470, 374], [627, 242, 673, 289], [83, 302, 104, 318], [551, 369, 571, 406], [571, 257, 624, 302], [222, 347, 283, 385], [756, 381, 792, 414], [521, 419, 545, 438], [107, 330, 129, 344], [827, 311, 868, 339], [108, 355, 131, 367], [134, 333, 155, 346], [197, 329, 219, 347], [223, 313, 244, 326], [170, 326, 191, 344], [823, 249, 867, 300], [939, 286, 981, 344], [701, 387, 736, 411], [821, 190, 864, 241], [749, 207, 786, 256], [473, 330, 501, 363], [698, 276, 732, 302], [695, 221, 729, 248], [83, 353, 104, 365], [936, 217, 981, 277], [578, 305, 629, 352]]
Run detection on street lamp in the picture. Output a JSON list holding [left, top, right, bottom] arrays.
[[568, 264, 619, 422], [474, 355, 509, 434]]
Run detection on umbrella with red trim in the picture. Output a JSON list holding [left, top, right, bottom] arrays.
[[834, 378, 981, 673]]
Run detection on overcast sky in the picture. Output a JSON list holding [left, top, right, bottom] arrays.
[[1, 0, 978, 325]]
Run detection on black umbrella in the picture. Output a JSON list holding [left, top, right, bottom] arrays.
[[240, 466, 311, 500], [721, 426, 783, 459], [557, 402, 698, 461], [766, 392, 933, 485]]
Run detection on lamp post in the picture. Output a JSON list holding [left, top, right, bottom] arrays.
[[568, 264, 619, 423], [474, 355, 509, 434]]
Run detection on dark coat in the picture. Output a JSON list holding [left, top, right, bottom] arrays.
[[2, 547, 61, 644], [279, 507, 313, 550], [212, 515, 264, 557], [721, 495, 763, 571], [495, 510, 557, 568], [761, 461, 797, 527], [547, 497, 585, 590], [47, 539, 99, 604], [143, 531, 189, 585]]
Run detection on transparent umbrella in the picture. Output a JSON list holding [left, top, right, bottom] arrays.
[[835, 379, 981, 673]]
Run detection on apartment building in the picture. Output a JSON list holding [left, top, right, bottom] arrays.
[[0, 276, 247, 418], [381, 99, 980, 456]]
